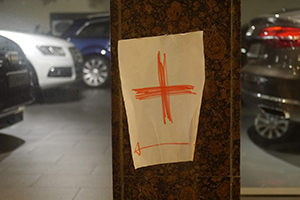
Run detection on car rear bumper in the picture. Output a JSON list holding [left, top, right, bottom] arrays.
[[242, 88, 300, 122], [0, 98, 34, 129]]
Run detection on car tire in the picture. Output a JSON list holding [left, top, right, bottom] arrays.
[[253, 113, 293, 144], [82, 55, 110, 88], [27, 63, 44, 103]]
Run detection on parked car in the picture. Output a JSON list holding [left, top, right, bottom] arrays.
[[242, 9, 300, 144], [0, 35, 34, 128], [0, 30, 83, 95], [61, 13, 110, 87]]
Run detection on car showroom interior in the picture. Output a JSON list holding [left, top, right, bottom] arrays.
[[0, 1, 112, 199], [241, 0, 300, 199], [1, 0, 300, 199]]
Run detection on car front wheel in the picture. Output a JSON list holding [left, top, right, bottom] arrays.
[[254, 113, 291, 143], [82, 56, 110, 87]]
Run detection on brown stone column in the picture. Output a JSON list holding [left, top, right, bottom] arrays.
[[111, 0, 241, 199]]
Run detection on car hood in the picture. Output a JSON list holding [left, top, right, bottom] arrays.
[[0, 30, 74, 48]]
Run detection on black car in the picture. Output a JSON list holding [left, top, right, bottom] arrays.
[[0, 36, 34, 129], [61, 13, 110, 88], [242, 9, 300, 143]]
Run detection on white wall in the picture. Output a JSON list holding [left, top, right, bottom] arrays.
[[0, 0, 109, 33], [242, 0, 300, 25], [2, 0, 300, 33]]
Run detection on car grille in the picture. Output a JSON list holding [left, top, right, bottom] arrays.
[[69, 47, 83, 80]]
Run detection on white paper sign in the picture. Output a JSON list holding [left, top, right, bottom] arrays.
[[118, 31, 205, 169]]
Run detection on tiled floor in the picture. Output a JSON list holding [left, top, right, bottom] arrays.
[[241, 104, 300, 199], [241, 106, 300, 188], [0, 85, 112, 200], [2, 85, 300, 200]]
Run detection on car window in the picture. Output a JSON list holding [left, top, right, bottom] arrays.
[[247, 43, 262, 59], [78, 20, 109, 38]]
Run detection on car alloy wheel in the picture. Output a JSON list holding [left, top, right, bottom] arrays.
[[83, 56, 109, 87], [254, 114, 289, 140]]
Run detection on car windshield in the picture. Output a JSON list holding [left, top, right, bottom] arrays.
[[77, 20, 109, 38]]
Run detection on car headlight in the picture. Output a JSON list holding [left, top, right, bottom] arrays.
[[37, 46, 65, 56]]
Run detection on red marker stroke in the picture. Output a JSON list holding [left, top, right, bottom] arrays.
[[132, 51, 196, 124]]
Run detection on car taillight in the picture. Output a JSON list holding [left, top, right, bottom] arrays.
[[259, 26, 300, 48]]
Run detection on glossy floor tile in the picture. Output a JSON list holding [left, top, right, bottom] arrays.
[[241, 103, 300, 197], [2, 85, 300, 199], [0, 85, 112, 200]]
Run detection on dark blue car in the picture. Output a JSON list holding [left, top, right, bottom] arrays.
[[61, 14, 110, 87]]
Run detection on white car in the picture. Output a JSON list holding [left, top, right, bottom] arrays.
[[0, 30, 83, 91]]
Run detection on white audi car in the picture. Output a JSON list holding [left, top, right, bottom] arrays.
[[0, 30, 83, 91]]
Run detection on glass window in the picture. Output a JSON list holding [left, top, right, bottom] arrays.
[[78, 21, 109, 37]]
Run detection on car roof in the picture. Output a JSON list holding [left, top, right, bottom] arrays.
[[61, 14, 109, 39], [276, 9, 300, 20], [85, 13, 110, 19], [73, 13, 109, 24], [254, 8, 300, 21]]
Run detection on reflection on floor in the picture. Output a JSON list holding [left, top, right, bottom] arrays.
[[0, 85, 112, 200], [241, 104, 300, 189], [3, 85, 300, 199], [0, 134, 25, 153]]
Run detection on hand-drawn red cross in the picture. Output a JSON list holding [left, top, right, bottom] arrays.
[[132, 51, 196, 124]]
